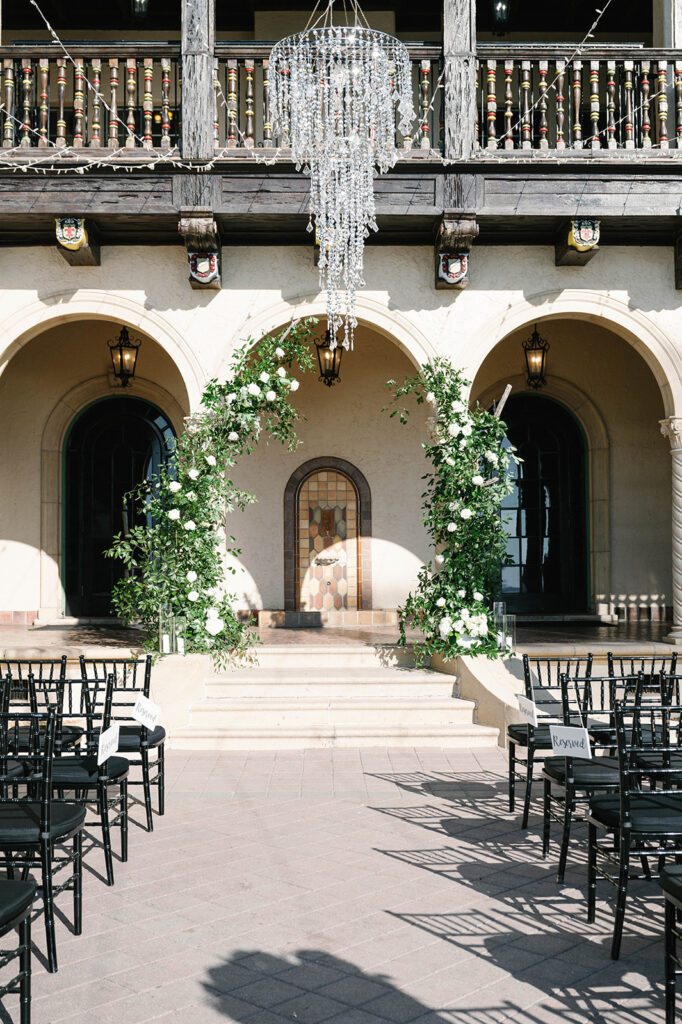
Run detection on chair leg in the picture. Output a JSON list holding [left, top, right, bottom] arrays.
[[557, 791, 574, 885], [666, 898, 677, 1024], [542, 777, 551, 859], [521, 745, 535, 829], [121, 779, 128, 863], [73, 830, 82, 936], [508, 742, 516, 813], [587, 822, 597, 924], [19, 914, 31, 1024], [611, 833, 631, 960], [40, 838, 57, 973], [157, 744, 165, 816], [99, 783, 114, 886], [141, 748, 153, 832]]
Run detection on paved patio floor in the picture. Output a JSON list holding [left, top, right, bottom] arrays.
[[7, 746, 669, 1024]]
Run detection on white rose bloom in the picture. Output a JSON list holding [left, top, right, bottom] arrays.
[[186, 491, 197, 501], [289, 379, 300, 392], [461, 424, 472, 437], [473, 591, 484, 602], [167, 509, 180, 521], [447, 522, 457, 533], [485, 450, 499, 464], [184, 520, 196, 531], [277, 367, 287, 378], [275, 347, 285, 359], [226, 393, 237, 404], [460, 508, 473, 520], [454, 619, 466, 633], [205, 455, 217, 466], [227, 431, 239, 442], [188, 590, 199, 602], [472, 475, 484, 486], [448, 502, 458, 512], [435, 554, 445, 565], [459, 438, 467, 449], [445, 457, 456, 467], [266, 390, 276, 402], [206, 616, 224, 636], [169, 481, 181, 493], [457, 589, 466, 598], [426, 392, 436, 404], [451, 399, 465, 413], [259, 371, 270, 383], [188, 468, 199, 481], [247, 382, 261, 397], [448, 423, 461, 437], [186, 571, 198, 583], [439, 616, 453, 639], [206, 606, 220, 618], [436, 597, 446, 608]]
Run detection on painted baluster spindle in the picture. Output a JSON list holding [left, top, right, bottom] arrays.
[[641, 60, 652, 148], [503, 59, 513, 148], [56, 58, 67, 147], [108, 59, 120, 148], [38, 58, 49, 147], [3, 60, 14, 148], [676, 61, 682, 147], [555, 60, 566, 149], [606, 60, 616, 148], [624, 60, 634, 149], [572, 61, 583, 148], [521, 60, 531, 149], [657, 60, 669, 148], [142, 58, 153, 148], [126, 59, 137, 148], [73, 59, 85, 147], [227, 59, 238, 147], [20, 59, 33, 147], [419, 59, 431, 149], [160, 58, 171, 149], [589, 60, 600, 148], [538, 60, 548, 149], [486, 59, 497, 148], [90, 59, 102, 147], [262, 58, 273, 145], [245, 58, 255, 148], [213, 61, 220, 149], [475, 62, 480, 149]]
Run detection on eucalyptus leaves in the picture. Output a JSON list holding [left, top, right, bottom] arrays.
[[106, 320, 317, 664], [387, 359, 516, 663]]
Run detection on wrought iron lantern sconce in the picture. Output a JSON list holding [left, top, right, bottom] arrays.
[[131, 0, 149, 22], [108, 326, 141, 388], [315, 330, 343, 387], [492, 0, 512, 34], [522, 324, 549, 389]]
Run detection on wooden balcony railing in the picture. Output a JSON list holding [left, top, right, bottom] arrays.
[[0, 44, 181, 151], [476, 44, 682, 152]]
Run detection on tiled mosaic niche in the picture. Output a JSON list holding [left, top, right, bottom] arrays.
[[296, 470, 361, 611]]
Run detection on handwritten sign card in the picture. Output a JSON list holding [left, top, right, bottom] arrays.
[[549, 725, 592, 759], [97, 723, 120, 765], [516, 695, 538, 727], [132, 695, 161, 731]]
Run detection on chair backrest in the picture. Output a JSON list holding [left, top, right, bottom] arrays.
[[561, 673, 660, 747], [522, 655, 593, 723], [0, 657, 66, 703], [79, 656, 151, 731], [614, 702, 682, 828], [607, 652, 677, 679], [661, 673, 682, 706], [0, 707, 56, 832]]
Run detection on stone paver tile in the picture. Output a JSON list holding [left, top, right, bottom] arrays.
[[229, 976, 307, 1008], [273, 991, 348, 1023]]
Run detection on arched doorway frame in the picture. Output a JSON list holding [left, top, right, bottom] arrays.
[[284, 457, 372, 612], [40, 375, 186, 619]]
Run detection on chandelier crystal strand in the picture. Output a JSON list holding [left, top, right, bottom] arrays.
[[270, 24, 414, 349]]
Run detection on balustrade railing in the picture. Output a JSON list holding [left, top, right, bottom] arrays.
[[213, 42, 444, 153], [476, 45, 682, 152], [0, 44, 181, 151]]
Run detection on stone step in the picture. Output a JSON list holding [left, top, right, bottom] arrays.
[[204, 666, 452, 698], [240, 644, 421, 670]]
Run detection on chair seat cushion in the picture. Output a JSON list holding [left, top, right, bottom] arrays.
[[0, 880, 36, 929], [660, 865, 682, 903], [590, 793, 682, 833], [13, 724, 84, 753], [0, 803, 86, 845], [93, 725, 165, 751], [543, 756, 620, 787], [52, 755, 129, 787], [507, 723, 554, 748]]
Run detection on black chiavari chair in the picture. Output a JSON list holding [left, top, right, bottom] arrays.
[[0, 877, 36, 1024]]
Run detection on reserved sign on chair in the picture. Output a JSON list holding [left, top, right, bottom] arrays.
[[132, 695, 161, 731], [516, 695, 538, 727], [549, 725, 592, 759], [97, 724, 120, 765]]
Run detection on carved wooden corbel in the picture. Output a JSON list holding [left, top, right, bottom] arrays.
[[178, 211, 221, 289], [435, 213, 478, 289], [55, 217, 100, 266], [555, 218, 600, 266]]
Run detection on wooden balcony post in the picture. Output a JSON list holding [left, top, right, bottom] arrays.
[[181, 0, 216, 161], [443, 0, 476, 159]]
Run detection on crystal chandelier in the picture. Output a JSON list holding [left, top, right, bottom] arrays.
[[270, 3, 415, 349]]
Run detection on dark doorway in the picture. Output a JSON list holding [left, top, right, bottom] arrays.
[[501, 395, 588, 614], [64, 397, 175, 617]]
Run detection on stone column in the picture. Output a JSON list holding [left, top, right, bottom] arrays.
[[181, 0, 216, 161], [661, 417, 682, 642]]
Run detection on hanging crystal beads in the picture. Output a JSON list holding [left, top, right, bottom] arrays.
[[270, 22, 415, 348]]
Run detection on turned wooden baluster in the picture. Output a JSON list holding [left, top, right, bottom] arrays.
[[555, 60, 566, 149], [572, 60, 583, 148], [142, 58, 153, 147], [38, 58, 49, 147], [262, 58, 272, 145], [55, 58, 67, 147], [20, 59, 33, 147], [521, 60, 531, 149], [475, 62, 480, 149], [624, 60, 634, 149], [503, 59, 513, 148], [486, 59, 497, 148], [641, 60, 652, 148], [227, 59, 238, 147], [606, 60, 616, 148], [2, 60, 14, 148], [656, 60, 669, 149], [538, 60, 548, 149], [126, 58, 137, 147], [244, 58, 255, 148], [589, 60, 600, 148], [213, 61, 220, 149], [160, 57, 171, 149], [419, 59, 431, 149], [671, 61, 675, 148], [108, 59, 120, 148], [90, 59, 102, 147], [73, 59, 85, 147]]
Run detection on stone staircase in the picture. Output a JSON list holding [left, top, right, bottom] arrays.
[[171, 641, 499, 750]]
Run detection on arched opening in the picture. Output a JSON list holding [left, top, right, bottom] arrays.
[[64, 397, 175, 617], [502, 395, 588, 614]]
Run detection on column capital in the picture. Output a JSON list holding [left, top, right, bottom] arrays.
[[660, 417, 682, 450]]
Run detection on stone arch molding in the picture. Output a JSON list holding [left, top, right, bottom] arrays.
[[39, 376, 187, 620], [467, 290, 682, 419], [0, 291, 205, 407], [475, 374, 611, 616], [223, 293, 437, 374]]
